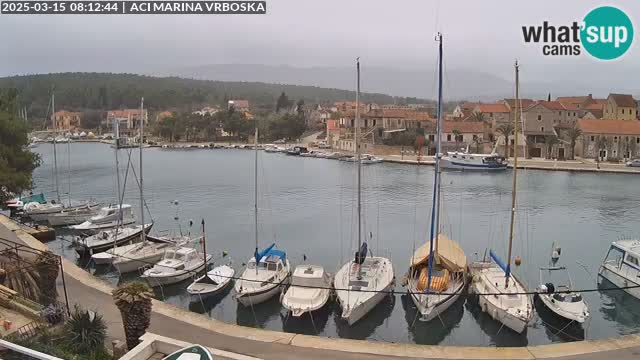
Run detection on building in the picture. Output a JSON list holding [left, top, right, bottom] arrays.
[[452, 102, 480, 118], [155, 111, 173, 122], [577, 119, 640, 161], [52, 110, 82, 131], [473, 103, 510, 130], [603, 94, 637, 120], [440, 121, 486, 152], [193, 106, 220, 116], [228, 100, 249, 112], [105, 109, 149, 134]]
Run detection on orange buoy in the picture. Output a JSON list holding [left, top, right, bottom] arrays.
[[514, 256, 522, 266]]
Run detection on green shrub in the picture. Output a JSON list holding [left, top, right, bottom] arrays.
[[64, 305, 107, 355]]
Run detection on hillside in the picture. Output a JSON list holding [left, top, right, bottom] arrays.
[[0, 73, 421, 121]]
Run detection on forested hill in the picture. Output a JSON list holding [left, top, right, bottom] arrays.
[[0, 73, 415, 118]]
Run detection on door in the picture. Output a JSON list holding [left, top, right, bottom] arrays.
[[530, 148, 542, 158], [558, 148, 565, 160]]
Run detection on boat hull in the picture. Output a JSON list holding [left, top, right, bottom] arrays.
[[339, 279, 394, 326], [236, 277, 289, 306], [114, 251, 166, 274], [409, 279, 466, 322], [440, 159, 507, 171], [282, 290, 331, 317], [598, 264, 640, 300], [537, 293, 588, 323], [71, 217, 136, 232], [76, 224, 152, 256]]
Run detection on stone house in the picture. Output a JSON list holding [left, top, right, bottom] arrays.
[[576, 119, 640, 161], [603, 94, 637, 120], [52, 110, 82, 131]]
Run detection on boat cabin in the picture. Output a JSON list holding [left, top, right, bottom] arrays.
[[291, 265, 328, 288], [601, 240, 640, 281], [160, 247, 198, 268], [248, 248, 287, 272], [92, 204, 132, 220]]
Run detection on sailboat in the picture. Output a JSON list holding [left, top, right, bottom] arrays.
[[405, 34, 468, 322], [91, 98, 175, 273], [334, 58, 395, 326], [234, 128, 291, 306], [468, 61, 533, 334]]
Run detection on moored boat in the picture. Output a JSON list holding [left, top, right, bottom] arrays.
[[76, 223, 152, 256], [141, 243, 212, 287], [48, 203, 102, 226], [235, 244, 291, 306], [440, 150, 507, 171], [187, 265, 235, 299], [598, 239, 640, 300], [71, 204, 136, 231], [162, 344, 213, 360], [281, 264, 332, 317]]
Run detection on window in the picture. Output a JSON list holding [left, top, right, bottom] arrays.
[[473, 135, 478, 141], [573, 112, 576, 116], [559, 111, 562, 115], [614, 136, 618, 142], [447, 134, 452, 141], [537, 115, 542, 121], [637, 137, 640, 144], [622, 109, 625, 114], [452, 155, 457, 159], [591, 136, 595, 141], [489, 112, 493, 117], [626, 254, 639, 267], [541, 127, 544, 132], [372, 119, 376, 126], [429, 134, 435, 141], [267, 263, 277, 271]]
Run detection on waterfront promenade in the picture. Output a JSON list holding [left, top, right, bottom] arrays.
[[2, 216, 640, 359]]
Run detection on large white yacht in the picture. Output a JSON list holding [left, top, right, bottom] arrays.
[[599, 239, 640, 300]]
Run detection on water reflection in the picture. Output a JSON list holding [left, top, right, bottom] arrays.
[[188, 283, 233, 314], [281, 301, 333, 336], [533, 295, 584, 342], [400, 293, 464, 345], [598, 277, 640, 334], [334, 294, 395, 340], [465, 295, 528, 347], [236, 296, 283, 329]]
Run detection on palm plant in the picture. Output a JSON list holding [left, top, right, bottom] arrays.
[[596, 136, 609, 161], [496, 123, 515, 158], [35, 251, 59, 306], [544, 135, 559, 159], [562, 126, 583, 160], [64, 305, 107, 355], [112, 282, 154, 350], [471, 111, 485, 122], [473, 137, 482, 153]]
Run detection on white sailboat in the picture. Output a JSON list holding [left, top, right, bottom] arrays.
[[48, 203, 102, 226], [469, 61, 533, 334], [234, 128, 291, 306], [404, 33, 468, 322], [281, 264, 333, 317], [334, 58, 395, 326]]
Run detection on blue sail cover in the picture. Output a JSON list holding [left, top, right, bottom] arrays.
[[490, 249, 511, 277], [254, 243, 276, 262]]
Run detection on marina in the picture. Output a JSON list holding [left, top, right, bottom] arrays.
[[22, 141, 640, 347]]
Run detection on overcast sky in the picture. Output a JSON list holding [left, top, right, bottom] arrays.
[[1, 0, 639, 90]]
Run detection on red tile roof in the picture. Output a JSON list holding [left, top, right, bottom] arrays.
[[562, 103, 580, 111], [503, 98, 535, 110], [443, 121, 485, 133], [578, 119, 640, 135], [475, 103, 510, 113], [461, 102, 480, 111], [609, 94, 636, 108], [536, 101, 566, 111], [585, 103, 604, 110], [108, 109, 145, 118], [556, 96, 590, 104]]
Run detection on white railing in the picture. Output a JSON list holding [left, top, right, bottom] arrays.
[[0, 339, 63, 360]]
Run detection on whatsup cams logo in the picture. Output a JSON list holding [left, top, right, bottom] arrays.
[[522, 6, 634, 60]]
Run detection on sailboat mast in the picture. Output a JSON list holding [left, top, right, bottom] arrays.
[[139, 98, 146, 243], [51, 93, 61, 204], [426, 33, 444, 295], [114, 118, 122, 231], [505, 61, 520, 287], [355, 58, 363, 279], [67, 140, 71, 207], [254, 126, 259, 275]]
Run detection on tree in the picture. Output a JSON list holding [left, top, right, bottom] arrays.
[[544, 135, 559, 159], [471, 111, 485, 122], [562, 126, 583, 160], [496, 123, 515, 158], [452, 129, 462, 146], [0, 89, 41, 202], [275, 92, 291, 112], [112, 282, 154, 350], [473, 136, 483, 153]]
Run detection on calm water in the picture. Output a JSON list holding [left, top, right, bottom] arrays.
[[32, 142, 640, 347]]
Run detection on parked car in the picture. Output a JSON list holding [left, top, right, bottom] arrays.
[[626, 159, 640, 167], [318, 141, 331, 149]]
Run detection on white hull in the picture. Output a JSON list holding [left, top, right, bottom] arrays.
[[282, 291, 330, 317], [599, 264, 640, 300], [48, 206, 101, 226], [236, 279, 287, 306], [538, 293, 588, 323], [440, 158, 507, 171], [71, 217, 136, 231], [341, 279, 394, 325], [409, 279, 465, 322], [187, 266, 235, 299], [143, 260, 208, 287], [114, 250, 166, 274], [26, 208, 63, 221]]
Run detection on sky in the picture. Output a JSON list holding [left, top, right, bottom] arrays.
[[1, 0, 639, 93]]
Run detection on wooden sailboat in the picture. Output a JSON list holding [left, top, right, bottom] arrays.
[[334, 58, 395, 325], [468, 61, 533, 333], [404, 33, 468, 322], [234, 127, 291, 306]]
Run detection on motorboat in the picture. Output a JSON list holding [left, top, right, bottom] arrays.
[[162, 345, 213, 360], [536, 266, 589, 323], [76, 223, 152, 256], [469, 252, 533, 333], [280, 264, 332, 317], [71, 204, 136, 231], [234, 244, 291, 306], [286, 146, 308, 156], [5, 193, 46, 213], [314, 152, 330, 159], [48, 203, 102, 226], [326, 152, 346, 160], [90, 235, 177, 272], [299, 150, 320, 158], [440, 147, 507, 171], [406, 235, 467, 321], [598, 239, 640, 300], [187, 265, 235, 299], [361, 154, 383, 164], [23, 201, 64, 221], [141, 244, 212, 287]]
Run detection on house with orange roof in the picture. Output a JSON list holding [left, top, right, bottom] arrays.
[[52, 110, 82, 131], [105, 109, 148, 135], [577, 118, 640, 160], [603, 94, 637, 120], [472, 103, 510, 129], [228, 100, 249, 112]]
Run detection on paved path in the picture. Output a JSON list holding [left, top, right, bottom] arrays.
[[2, 217, 640, 359]]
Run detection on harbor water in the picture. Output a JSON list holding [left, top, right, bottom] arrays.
[[32, 142, 640, 347]]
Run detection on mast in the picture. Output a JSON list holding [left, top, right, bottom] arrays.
[[114, 118, 122, 233], [426, 32, 444, 295], [202, 219, 207, 267], [505, 61, 519, 288], [254, 126, 259, 275], [139, 98, 146, 243], [67, 139, 71, 207], [356, 57, 363, 280], [51, 93, 61, 204]]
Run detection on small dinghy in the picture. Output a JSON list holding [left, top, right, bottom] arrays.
[[187, 265, 235, 299], [162, 344, 213, 360], [281, 264, 332, 317]]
